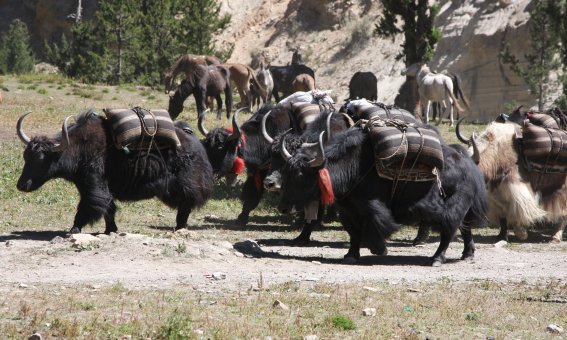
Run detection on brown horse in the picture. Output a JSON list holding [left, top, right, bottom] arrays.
[[292, 73, 316, 93], [222, 63, 267, 109], [168, 64, 232, 133], [163, 54, 221, 93]]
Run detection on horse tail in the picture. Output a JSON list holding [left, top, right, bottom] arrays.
[[445, 82, 465, 112], [451, 73, 470, 110]]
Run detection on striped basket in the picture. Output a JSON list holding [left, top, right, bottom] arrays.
[[290, 102, 322, 131], [367, 118, 443, 181], [522, 122, 567, 173], [104, 107, 180, 150], [348, 101, 416, 123]]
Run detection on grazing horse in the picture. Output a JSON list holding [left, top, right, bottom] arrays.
[[163, 54, 221, 93], [168, 64, 232, 134], [402, 63, 469, 126]]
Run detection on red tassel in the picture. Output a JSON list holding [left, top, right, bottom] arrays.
[[232, 157, 245, 174], [318, 168, 334, 206]]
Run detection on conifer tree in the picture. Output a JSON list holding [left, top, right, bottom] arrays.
[[0, 19, 36, 74], [500, 0, 562, 110], [374, 0, 441, 117]]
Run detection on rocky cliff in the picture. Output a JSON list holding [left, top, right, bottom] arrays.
[[1, 0, 555, 121]]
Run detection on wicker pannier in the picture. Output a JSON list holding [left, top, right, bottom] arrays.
[[522, 122, 567, 173], [367, 119, 443, 181], [347, 100, 416, 123], [104, 107, 180, 150]]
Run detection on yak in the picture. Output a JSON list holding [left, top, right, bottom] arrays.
[[268, 64, 315, 102], [456, 118, 566, 243], [277, 126, 488, 266], [16, 110, 214, 234], [348, 71, 378, 101], [168, 64, 232, 131]]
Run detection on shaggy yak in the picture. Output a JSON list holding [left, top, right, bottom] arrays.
[[348, 71, 378, 101], [163, 54, 221, 93], [456, 116, 567, 243], [168, 64, 232, 134], [16, 110, 214, 234], [277, 125, 488, 266]]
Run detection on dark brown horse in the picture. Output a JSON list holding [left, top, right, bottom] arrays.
[[168, 64, 232, 134]]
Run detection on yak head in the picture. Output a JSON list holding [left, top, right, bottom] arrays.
[[277, 131, 326, 214], [456, 118, 518, 180], [16, 112, 71, 192], [200, 108, 244, 186]]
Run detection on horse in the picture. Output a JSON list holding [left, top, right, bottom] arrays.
[[251, 63, 274, 109], [163, 54, 221, 93], [222, 63, 267, 109], [292, 73, 316, 93], [401, 63, 469, 126]]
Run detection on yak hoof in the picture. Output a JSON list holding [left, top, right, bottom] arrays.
[[513, 227, 529, 241], [342, 256, 358, 265], [236, 214, 249, 228], [431, 255, 446, 267], [68, 227, 81, 234], [290, 235, 310, 247]]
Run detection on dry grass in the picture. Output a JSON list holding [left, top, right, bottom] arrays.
[[0, 280, 565, 339]]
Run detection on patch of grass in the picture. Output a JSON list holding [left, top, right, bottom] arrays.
[[26, 84, 38, 90], [331, 314, 357, 330], [36, 88, 47, 95]]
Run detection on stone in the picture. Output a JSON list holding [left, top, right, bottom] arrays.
[[69, 234, 101, 245], [211, 272, 226, 280], [28, 333, 42, 340], [362, 308, 376, 316], [303, 336, 318, 340], [273, 299, 290, 311], [233, 239, 264, 256], [50, 236, 66, 244], [547, 324, 564, 334]]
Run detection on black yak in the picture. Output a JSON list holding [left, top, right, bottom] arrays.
[[278, 125, 488, 266], [16, 110, 214, 234], [348, 71, 378, 101]]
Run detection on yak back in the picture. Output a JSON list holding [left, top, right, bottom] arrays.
[[364, 118, 444, 182], [104, 107, 180, 151]]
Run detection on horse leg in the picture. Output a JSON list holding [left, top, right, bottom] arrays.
[[449, 101, 455, 127], [195, 90, 207, 123], [225, 86, 233, 118], [425, 100, 431, 124], [215, 94, 223, 120]]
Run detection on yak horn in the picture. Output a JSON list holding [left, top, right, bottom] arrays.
[[228, 107, 245, 141], [17, 111, 32, 145], [308, 131, 326, 168], [471, 132, 480, 163], [325, 111, 333, 143], [280, 134, 292, 161], [197, 109, 211, 136], [52, 115, 73, 152], [261, 110, 274, 144], [455, 118, 470, 144]]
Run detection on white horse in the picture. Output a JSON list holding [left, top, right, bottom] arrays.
[[402, 63, 468, 126]]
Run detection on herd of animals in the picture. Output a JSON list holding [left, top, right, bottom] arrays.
[[13, 52, 567, 267]]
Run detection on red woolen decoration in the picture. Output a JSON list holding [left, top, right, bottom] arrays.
[[232, 157, 245, 174], [318, 168, 334, 206]]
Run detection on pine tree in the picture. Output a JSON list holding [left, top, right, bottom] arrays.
[[374, 0, 441, 117], [0, 19, 36, 74], [500, 0, 562, 110]]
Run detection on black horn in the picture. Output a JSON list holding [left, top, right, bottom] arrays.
[[16, 111, 32, 145], [261, 110, 274, 143]]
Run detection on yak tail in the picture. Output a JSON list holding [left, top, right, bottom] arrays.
[[451, 73, 470, 110], [445, 82, 465, 113], [506, 182, 547, 227]]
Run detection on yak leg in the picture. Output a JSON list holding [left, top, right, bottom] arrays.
[[175, 202, 192, 230], [339, 209, 361, 264], [431, 226, 458, 267], [291, 201, 324, 246], [459, 226, 476, 260], [497, 218, 509, 241], [70, 187, 112, 234], [237, 173, 265, 227], [413, 224, 430, 246], [103, 200, 118, 234]]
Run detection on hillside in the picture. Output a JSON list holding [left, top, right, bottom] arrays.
[[218, 0, 552, 121]]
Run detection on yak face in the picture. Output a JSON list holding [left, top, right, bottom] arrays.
[[277, 147, 320, 214], [17, 138, 60, 192], [202, 127, 239, 179], [264, 133, 304, 192]]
